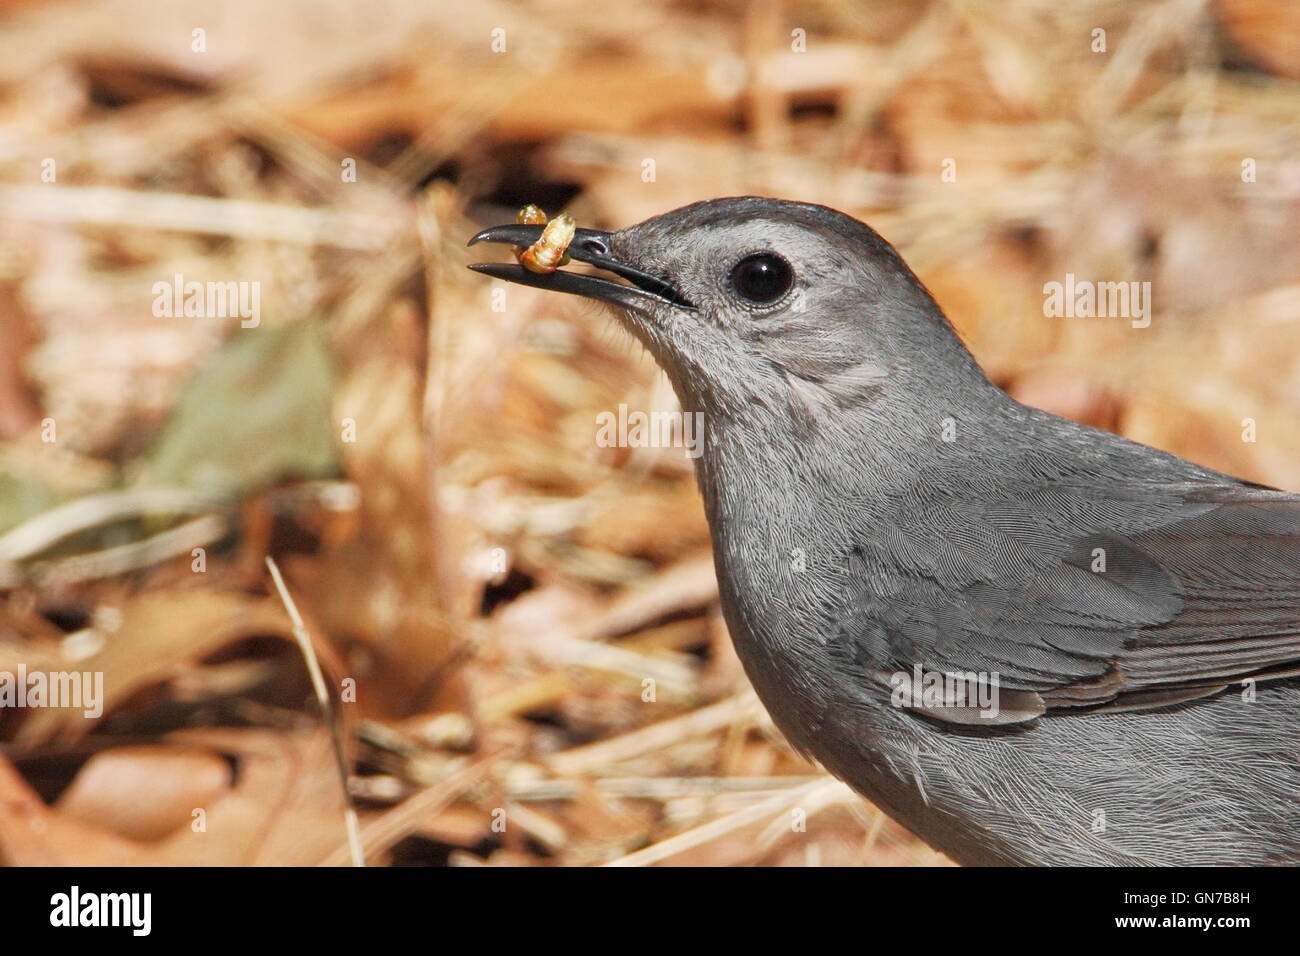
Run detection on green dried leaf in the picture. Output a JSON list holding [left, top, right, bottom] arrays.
[[138, 321, 338, 497]]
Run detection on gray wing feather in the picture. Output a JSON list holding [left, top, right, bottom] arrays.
[[844, 479, 1300, 714]]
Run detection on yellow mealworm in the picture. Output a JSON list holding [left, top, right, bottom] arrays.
[[514, 207, 575, 274]]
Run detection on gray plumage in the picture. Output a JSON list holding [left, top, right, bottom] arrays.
[[469, 197, 1300, 865]]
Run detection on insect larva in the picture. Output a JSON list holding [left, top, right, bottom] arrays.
[[514, 205, 575, 274]]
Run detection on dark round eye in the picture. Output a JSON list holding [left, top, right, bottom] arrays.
[[728, 253, 794, 305]]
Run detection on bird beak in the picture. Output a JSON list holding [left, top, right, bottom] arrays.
[[467, 224, 694, 309]]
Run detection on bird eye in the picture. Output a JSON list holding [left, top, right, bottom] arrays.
[[728, 253, 794, 305]]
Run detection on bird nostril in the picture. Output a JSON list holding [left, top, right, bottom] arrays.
[[579, 237, 610, 255]]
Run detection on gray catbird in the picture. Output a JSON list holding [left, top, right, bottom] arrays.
[[469, 197, 1300, 865]]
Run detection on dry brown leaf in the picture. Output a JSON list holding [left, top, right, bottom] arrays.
[[3, 728, 355, 866], [0, 751, 153, 866], [55, 744, 233, 842], [14, 589, 295, 746]]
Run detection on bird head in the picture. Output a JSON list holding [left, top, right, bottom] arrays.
[[469, 197, 987, 423]]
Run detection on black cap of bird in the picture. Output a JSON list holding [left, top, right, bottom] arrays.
[[470, 197, 1300, 865]]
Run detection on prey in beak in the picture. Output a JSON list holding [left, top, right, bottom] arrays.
[[467, 223, 695, 310]]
